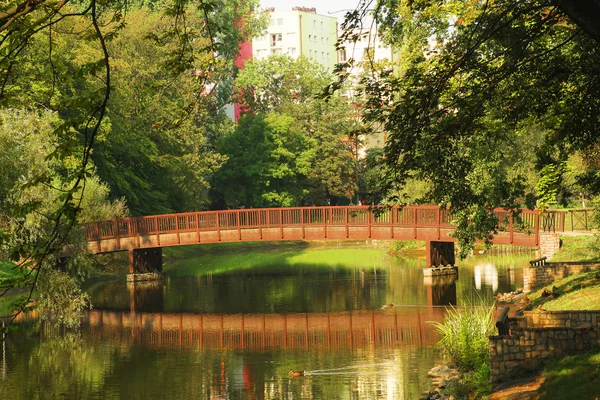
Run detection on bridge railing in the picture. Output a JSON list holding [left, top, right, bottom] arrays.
[[82, 206, 595, 242], [83, 206, 455, 241]]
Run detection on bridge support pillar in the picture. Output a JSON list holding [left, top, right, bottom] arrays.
[[538, 233, 560, 260], [128, 248, 163, 274], [426, 241, 455, 267]]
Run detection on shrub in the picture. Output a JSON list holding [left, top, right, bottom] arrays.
[[432, 303, 496, 371], [444, 364, 493, 399], [385, 240, 425, 254]]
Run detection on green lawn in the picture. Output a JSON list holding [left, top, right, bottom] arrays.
[[527, 270, 600, 310], [551, 235, 600, 262], [537, 351, 600, 399]]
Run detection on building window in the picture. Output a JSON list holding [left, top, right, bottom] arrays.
[[271, 48, 282, 55], [287, 32, 296, 41], [313, 20, 317, 29], [269, 19, 275, 27], [277, 18, 284, 25], [321, 37, 324, 44], [322, 52, 325, 58], [288, 47, 296, 55], [321, 21, 323, 30], [271, 33, 282, 47], [308, 34, 312, 42], [327, 52, 330, 59], [326, 38, 329, 44]]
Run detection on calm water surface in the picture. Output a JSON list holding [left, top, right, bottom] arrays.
[[2, 245, 531, 399]]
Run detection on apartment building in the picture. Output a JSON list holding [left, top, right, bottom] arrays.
[[252, 7, 338, 71]]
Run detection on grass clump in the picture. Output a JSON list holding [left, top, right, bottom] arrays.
[[444, 364, 493, 399], [432, 303, 496, 371], [432, 302, 496, 399]]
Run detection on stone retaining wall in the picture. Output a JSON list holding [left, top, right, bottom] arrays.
[[523, 262, 600, 292], [489, 310, 600, 382]]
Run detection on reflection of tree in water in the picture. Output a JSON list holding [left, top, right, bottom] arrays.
[[2, 324, 119, 399], [2, 325, 439, 399], [88, 266, 390, 313]]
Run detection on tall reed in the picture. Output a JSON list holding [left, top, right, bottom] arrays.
[[431, 303, 496, 371]]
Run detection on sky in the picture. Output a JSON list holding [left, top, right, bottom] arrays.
[[259, 0, 362, 21]]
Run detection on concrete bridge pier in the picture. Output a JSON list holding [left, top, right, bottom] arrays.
[[426, 241, 456, 267], [128, 248, 163, 274]]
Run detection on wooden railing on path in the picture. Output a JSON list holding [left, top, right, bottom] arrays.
[[81, 206, 595, 254]]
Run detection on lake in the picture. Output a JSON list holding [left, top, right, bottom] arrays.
[[1, 244, 531, 399]]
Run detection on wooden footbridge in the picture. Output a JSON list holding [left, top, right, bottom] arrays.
[[81, 206, 593, 273]]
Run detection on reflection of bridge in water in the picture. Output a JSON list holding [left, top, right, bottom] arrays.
[[83, 308, 445, 351]]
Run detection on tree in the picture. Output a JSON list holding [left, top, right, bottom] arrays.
[[337, 0, 600, 254], [212, 113, 312, 208], [91, 8, 227, 215], [233, 55, 360, 205], [0, 0, 261, 326]]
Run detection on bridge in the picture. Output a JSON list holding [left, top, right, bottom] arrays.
[[81, 206, 593, 273]]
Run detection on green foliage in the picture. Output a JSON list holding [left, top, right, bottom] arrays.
[[0, 0, 261, 321], [213, 113, 311, 207], [35, 269, 91, 329], [89, 7, 228, 215], [444, 364, 493, 399], [536, 163, 566, 212], [384, 240, 425, 254], [224, 55, 360, 206], [338, 0, 600, 253], [235, 55, 331, 115], [432, 303, 495, 371]]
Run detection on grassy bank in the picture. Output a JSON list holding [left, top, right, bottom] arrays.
[[162, 239, 385, 260], [537, 350, 600, 398], [490, 240, 600, 398], [550, 235, 600, 262], [526, 269, 600, 310]]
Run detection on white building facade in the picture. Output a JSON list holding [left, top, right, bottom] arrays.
[[252, 7, 338, 71]]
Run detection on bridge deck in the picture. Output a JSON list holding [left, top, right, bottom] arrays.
[[81, 206, 568, 254]]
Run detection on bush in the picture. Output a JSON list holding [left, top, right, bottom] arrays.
[[385, 240, 425, 254], [444, 364, 493, 399], [432, 303, 496, 371], [35, 269, 91, 329]]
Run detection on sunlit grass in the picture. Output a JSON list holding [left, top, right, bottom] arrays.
[[542, 286, 600, 311], [163, 241, 310, 259], [538, 350, 600, 399], [527, 270, 600, 310], [164, 247, 393, 277], [551, 235, 600, 262]]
